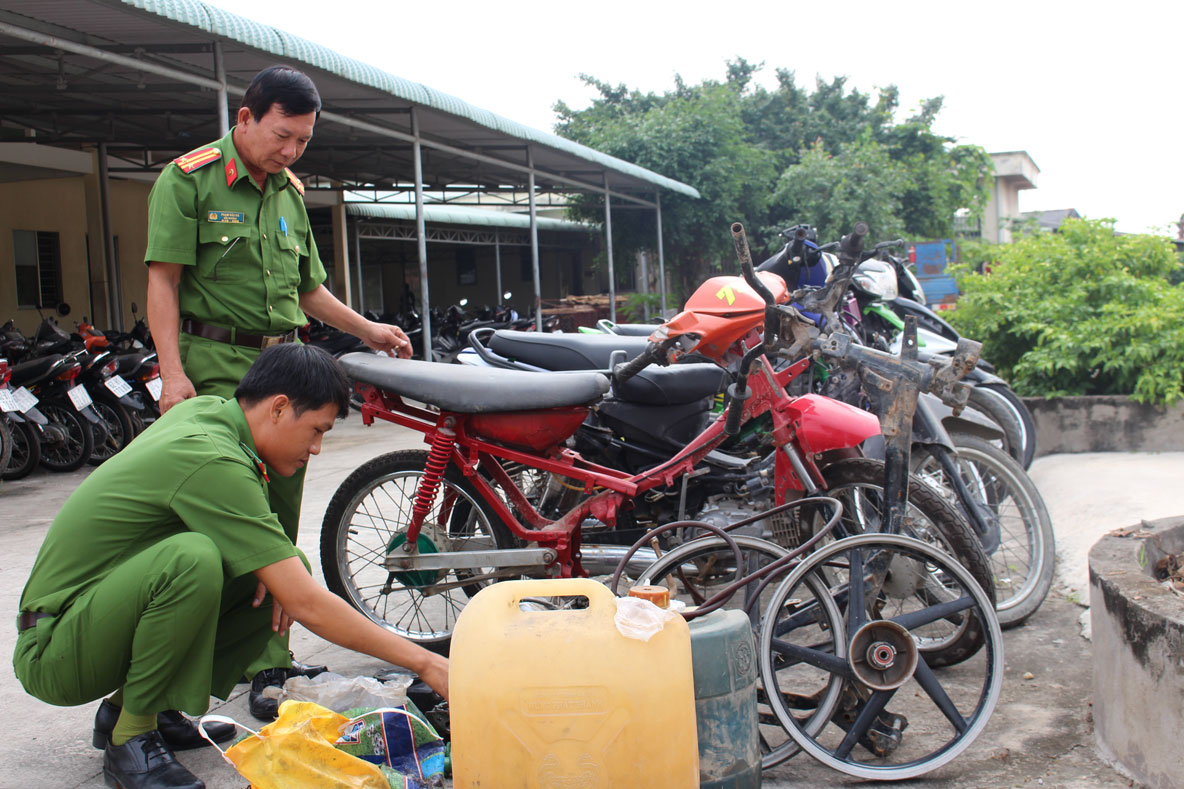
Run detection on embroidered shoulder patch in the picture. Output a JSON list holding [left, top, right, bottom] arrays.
[[173, 146, 222, 173], [284, 168, 305, 196]]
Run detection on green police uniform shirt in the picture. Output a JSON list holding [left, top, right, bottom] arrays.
[[144, 128, 326, 335], [18, 397, 298, 618]]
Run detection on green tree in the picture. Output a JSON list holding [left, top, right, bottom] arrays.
[[948, 218, 1184, 404], [765, 134, 909, 246], [555, 72, 775, 294], [554, 60, 990, 291]]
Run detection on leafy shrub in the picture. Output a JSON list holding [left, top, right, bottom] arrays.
[[948, 218, 1184, 404]]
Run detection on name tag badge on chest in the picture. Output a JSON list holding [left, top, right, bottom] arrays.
[[207, 210, 246, 224]]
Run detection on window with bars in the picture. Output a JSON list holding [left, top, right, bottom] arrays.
[[12, 230, 62, 309]]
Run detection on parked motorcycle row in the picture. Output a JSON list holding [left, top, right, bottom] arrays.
[[304, 296, 558, 365], [0, 303, 161, 479], [319, 219, 1051, 779]]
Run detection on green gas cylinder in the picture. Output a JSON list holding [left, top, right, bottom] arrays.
[[689, 609, 761, 788]]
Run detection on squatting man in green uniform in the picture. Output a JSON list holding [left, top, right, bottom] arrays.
[[14, 344, 448, 789], [144, 65, 412, 721]]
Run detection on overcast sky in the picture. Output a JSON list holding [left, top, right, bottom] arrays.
[[206, 0, 1182, 236]]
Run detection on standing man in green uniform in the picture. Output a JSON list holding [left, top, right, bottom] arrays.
[[14, 345, 448, 789], [145, 65, 411, 720]]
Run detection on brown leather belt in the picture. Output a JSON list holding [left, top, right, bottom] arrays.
[[181, 319, 296, 350], [17, 611, 51, 632]]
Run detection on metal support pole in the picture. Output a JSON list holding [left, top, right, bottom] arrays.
[[331, 186, 352, 308], [495, 236, 503, 306], [354, 221, 365, 313], [604, 173, 616, 322], [639, 250, 650, 322], [412, 110, 431, 360], [656, 192, 668, 317], [97, 143, 122, 330], [528, 149, 542, 331], [213, 41, 229, 135]]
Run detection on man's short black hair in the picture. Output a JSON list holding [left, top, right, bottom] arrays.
[[240, 66, 322, 121], [235, 344, 350, 419]]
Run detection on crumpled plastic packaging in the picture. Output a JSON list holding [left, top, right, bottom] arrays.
[[263, 671, 413, 714], [613, 596, 686, 641]]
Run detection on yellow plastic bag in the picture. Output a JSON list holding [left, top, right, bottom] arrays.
[[199, 700, 390, 789]]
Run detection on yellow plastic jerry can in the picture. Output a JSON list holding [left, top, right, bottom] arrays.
[[450, 578, 699, 788]]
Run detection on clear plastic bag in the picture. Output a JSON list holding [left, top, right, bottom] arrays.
[[268, 671, 413, 714], [613, 596, 686, 641]]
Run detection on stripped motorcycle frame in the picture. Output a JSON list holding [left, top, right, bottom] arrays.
[[349, 316, 879, 584]]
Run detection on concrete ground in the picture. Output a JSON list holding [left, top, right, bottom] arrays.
[[0, 413, 1178, 788]]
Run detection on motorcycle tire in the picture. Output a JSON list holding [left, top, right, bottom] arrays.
[[0, 416, 12, 478], [913, 434, 1055, 628], [978, 383, 1037, 470], [320, 449, 517, 656], [965, 386, 1025, 467], [88, 391, 134, 466], [819, 457, 995, 668], [37, 400, 94, 473], [1, 418, 40, 480]]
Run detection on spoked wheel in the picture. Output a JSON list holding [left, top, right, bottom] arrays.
[[978, 383, 1037, 470], [0, 416, 11, 477], [37, 400, 94, 472], [820, 458, 995, 668], [88, 392, 133, 465], [637, 535, 841, 769], [320, 449, 516, 655], [912, 435, 1055, 628], [965, 386, 1025, 467], [759, 533, 1004, 780], [1, 419, 40, 480]]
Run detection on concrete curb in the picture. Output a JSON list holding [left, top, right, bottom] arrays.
[[1088, 515, 1184, 789], [1023, 395, 1184, 456]]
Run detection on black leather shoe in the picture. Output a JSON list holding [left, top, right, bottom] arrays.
[[93, 700, 235, 751], [248, 667, 287, 722], [288, 658, 328, 679], [102, 730, 205, 789]]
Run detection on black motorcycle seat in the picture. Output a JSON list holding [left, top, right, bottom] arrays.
[[10, 354, 65, 387], [608, 323, 659, 337], [114, 352, 148, 377], [339, 353, 609, 414], [615, 363, 728, 406], [489, 330, 649, 371]]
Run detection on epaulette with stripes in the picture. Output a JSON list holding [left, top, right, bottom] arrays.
[[284, 168, 305, 196], [172, 146, 222, 173]]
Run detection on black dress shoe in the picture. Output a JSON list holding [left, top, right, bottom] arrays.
[[248, 667, 288, 722], [102, 730, 205, 789], [288, 658, 328, 679], [93, 700, 235, 751]]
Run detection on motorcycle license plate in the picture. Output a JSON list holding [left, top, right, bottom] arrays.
[[104, 376, 133, 398], [68, 384, 93, 411], [0, 388, 17, 413], [145, 376, 163, 402], [12, 386, 39, 413]]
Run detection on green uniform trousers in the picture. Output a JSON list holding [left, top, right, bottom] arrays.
[[179, 332, 305, 675], [13, 534, 273, 716]]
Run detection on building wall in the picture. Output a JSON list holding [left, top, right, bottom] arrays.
[[0, 175, 153, 336], [1, 177, 92, 334]]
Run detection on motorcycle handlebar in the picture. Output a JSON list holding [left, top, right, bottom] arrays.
[[731, 223, 776, 306], [837, 222, 869, 265], [613, 342, 661, 385]]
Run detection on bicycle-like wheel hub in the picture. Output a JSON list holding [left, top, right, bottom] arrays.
[[849, 620, 918, 691]]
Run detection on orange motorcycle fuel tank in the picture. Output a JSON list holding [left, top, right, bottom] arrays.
[[658, 271, 789, 364]]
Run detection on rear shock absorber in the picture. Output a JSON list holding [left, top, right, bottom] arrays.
[[404, 417, 457, 547]]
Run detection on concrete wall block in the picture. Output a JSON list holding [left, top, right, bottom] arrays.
[[1024, 395, 1184, 456], [1089, 517, 1184, 789]]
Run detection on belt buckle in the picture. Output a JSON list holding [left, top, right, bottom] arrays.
[[261, 334, 284, 349]]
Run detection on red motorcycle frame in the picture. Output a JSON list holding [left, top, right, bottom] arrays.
[[346, 268, 879, 581]]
